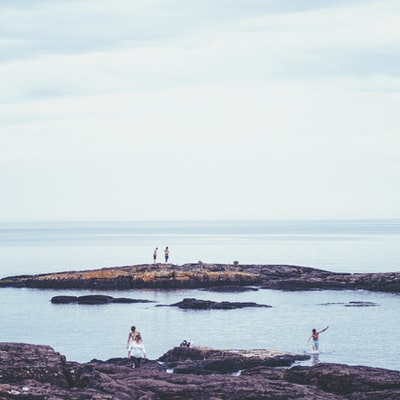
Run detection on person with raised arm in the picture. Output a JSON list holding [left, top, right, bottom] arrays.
[[307, 326, 329, 353]]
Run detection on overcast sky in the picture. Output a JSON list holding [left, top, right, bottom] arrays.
[[1, 0, 399, 221]]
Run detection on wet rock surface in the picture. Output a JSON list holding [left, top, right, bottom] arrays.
[[1, 343, 400, 399], [1, 263, 399, 293]]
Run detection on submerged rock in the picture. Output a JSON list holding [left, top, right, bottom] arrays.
[[344, 301, 379, 307], [318, 301, 379, 307]]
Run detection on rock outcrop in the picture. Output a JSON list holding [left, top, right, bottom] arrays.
[[1, 343, 400, 399], [166, 297, 271, 310], [51, 294, 155, 305], [159, 346, 308, 371], [1, 263, 399, 293]]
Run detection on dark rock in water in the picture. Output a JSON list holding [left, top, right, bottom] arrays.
[[51, 294, 156, 305], [168, 297, 271, 310], [51, 295, 78, 304], [318, 301, 379, 307], [344, 301, 379, 307], [111, 297, 155, 304], [1, 342, 400, 399], [201, 285, 259, 292], [77, 295, 114, 304]]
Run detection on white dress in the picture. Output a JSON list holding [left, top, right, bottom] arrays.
[[129, 341, 146, 358]]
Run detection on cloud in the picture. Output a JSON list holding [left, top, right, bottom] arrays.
[[0, 0, 390, 61], [0, 0, 399, 220], [1, 0, 399, 108]]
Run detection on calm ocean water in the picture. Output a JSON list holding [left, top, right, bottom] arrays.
[[0, 220, 399, 370]]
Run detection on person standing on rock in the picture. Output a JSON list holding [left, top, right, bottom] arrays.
[[307, 326, 329, 353], [164, 246, 169, 263], [153, 247, 158, 264], [128, 334, 147, 368], [127, 325, 141, 351]]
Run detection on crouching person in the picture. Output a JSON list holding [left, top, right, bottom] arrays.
[[128, 335, 147, 368]]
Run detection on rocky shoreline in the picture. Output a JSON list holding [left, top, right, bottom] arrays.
[[1, 342, 400, 399], [0, 263, 399, 292]]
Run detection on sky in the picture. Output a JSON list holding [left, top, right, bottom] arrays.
[[1, 0, 399, 221]]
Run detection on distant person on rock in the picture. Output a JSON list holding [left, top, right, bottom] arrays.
[[153, 247, 158, 264], [127, 325, 141, 351], [307, 326, 329, 353], [164, 246, 169, 263], [128, 334, 146, 368]]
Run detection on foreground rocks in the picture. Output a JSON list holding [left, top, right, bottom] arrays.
[[1, 343, 400, 399], [1, 263, 399, 293]]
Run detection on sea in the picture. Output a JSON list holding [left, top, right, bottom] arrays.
[[0, 220, 399, 370]]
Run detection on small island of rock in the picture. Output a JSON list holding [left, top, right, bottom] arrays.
[[0, 263, 399, 292]]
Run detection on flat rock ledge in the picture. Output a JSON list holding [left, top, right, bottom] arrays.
[[1, 343, 400, 400], [1, 263, 400, 293]]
